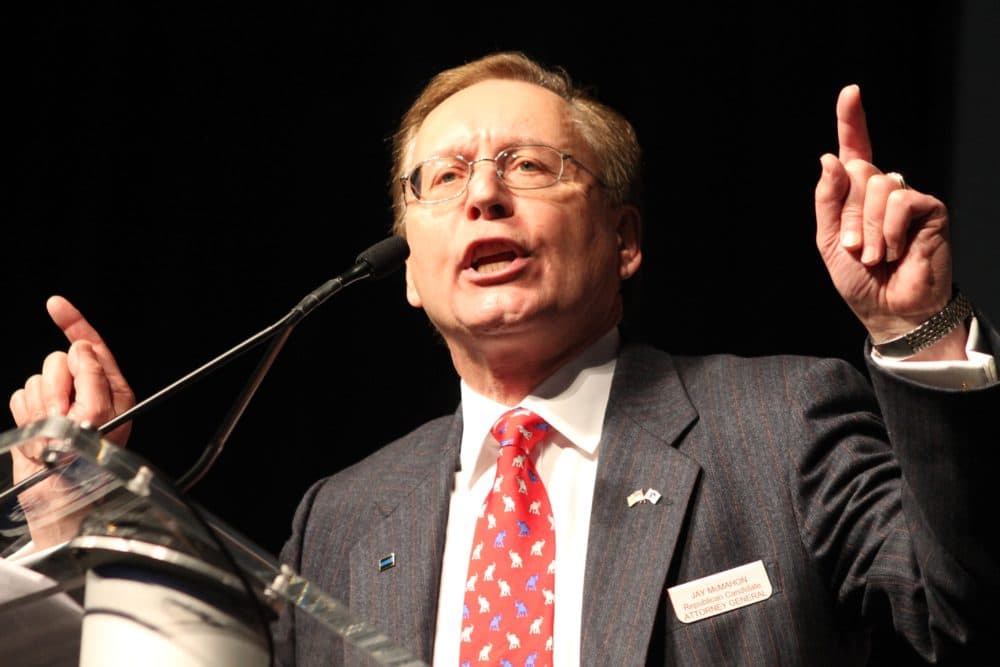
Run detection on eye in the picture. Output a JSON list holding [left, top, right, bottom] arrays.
[[500, 147, 563, 188], [507, 154, 548, 174], [434, 167, 464, 185], [420, 158, 469, 195]]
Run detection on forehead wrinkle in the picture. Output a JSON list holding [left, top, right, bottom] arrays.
[[422, 133, 567, 162]]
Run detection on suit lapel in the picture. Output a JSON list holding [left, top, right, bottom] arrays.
[[348, 412, 463, 661], [581, 345, 701, 665]]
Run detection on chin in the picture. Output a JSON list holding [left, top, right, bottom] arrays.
[[448, 309, 529, 338]]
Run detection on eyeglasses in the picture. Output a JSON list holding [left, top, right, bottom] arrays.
[[400, 144, 601, 205]]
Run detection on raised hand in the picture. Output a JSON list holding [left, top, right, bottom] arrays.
[[814, 84, 964, 360], [8, 296, 135, 546]]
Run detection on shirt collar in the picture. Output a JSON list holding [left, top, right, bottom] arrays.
[[458, 328, 619, 482]]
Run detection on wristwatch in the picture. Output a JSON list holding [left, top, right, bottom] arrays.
[[871, 290, 972, 360]]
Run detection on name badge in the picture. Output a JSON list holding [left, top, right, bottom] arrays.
[[666, 560, 773, 623]]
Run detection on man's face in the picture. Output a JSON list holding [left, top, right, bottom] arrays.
[[402, 79, 641, 358]]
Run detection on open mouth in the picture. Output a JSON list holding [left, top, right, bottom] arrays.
[[472, 249, 519, 274], [466, 240, 526, 275]]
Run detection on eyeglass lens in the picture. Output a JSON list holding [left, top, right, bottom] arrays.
[[407, 145, 565, 202]]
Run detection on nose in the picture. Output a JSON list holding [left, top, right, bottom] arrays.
[[464, 158, 513, 221]]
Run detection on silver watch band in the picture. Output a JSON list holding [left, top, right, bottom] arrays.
[[872, 290, 972, 359]]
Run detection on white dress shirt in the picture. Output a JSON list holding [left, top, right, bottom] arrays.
[[432, 329, 619, 667]]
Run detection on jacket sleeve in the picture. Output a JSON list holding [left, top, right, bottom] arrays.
[[790, 325, 1000, 664]]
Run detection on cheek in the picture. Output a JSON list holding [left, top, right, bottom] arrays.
[[403, 220, 441, 267], [404, 262, 422, 308], [402, 229, 453, 308], [561, 216, 620, 267], [404, 251, 439, 298], [562, 222, 625, 293], [404, 211, 453, 257]]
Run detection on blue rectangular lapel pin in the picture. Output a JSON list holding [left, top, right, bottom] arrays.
[[378, 553, 396, 572]]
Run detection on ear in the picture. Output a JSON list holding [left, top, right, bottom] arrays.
[[615, 205, 642, 280], [405, 259, 423, 308]]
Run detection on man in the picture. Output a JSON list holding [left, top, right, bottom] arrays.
[[10, 52, 999, 665]]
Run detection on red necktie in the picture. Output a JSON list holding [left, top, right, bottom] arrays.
[[459, 407, 556, 666]]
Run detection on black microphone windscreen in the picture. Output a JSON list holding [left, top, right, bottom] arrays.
[[356, 235, 410, 280]]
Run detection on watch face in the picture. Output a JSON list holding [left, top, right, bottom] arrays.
[[873, 338, 913, 360], [882, 345, 913, 360]]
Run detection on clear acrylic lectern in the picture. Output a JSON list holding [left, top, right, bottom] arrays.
[[0, 416, 427, 666]]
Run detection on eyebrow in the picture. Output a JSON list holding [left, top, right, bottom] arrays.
[[419, 137, 560, 161]]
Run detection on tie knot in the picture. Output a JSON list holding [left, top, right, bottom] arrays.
[[490, 407, 550, 454]]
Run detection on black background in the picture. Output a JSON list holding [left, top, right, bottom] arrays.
[[4, 3, 995, 632], [2, 1, 970, 550]]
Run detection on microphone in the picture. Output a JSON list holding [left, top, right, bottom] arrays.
[[358, 234, 412, 279], [291, 235, 409, 320]]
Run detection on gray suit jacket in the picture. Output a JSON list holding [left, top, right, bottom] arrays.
[[274, 337, 1000, 666]]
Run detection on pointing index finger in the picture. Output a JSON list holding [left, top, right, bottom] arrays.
[[45, 295, 133, 411], [46, 295, 103, 345], [837, 84, 873, 164]]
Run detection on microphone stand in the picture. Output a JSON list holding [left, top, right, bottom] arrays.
[[3, 237, 407, 501], [3, 307, 300, 502], [174, 323, 292, 491], [100, 256, 376, 492]]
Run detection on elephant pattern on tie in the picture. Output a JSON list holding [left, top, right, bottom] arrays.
[[460, 407, 555, 665]]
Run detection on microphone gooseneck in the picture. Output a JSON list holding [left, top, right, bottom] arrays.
[[291, 235, 410, 320], [93, 235, 409, 491]]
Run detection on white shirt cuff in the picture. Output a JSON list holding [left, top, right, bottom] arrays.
[[870, 316, 998, 389]]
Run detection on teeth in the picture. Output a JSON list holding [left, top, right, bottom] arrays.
[[476, 260, 513, 274], [471, 249, 518, 271]]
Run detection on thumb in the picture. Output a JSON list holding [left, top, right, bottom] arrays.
[[815, 153, 849, 251]]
